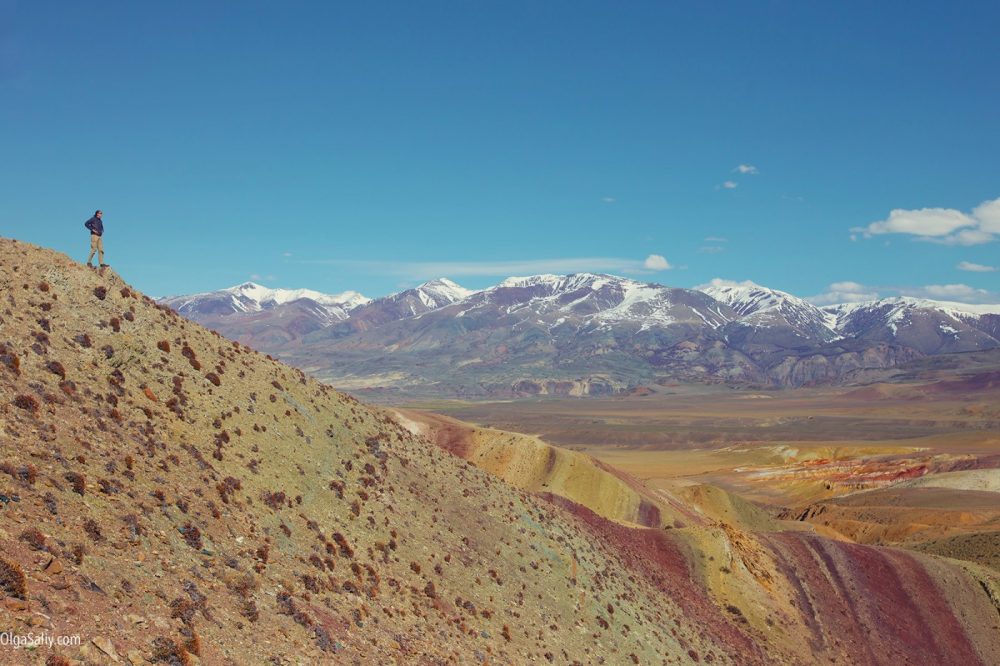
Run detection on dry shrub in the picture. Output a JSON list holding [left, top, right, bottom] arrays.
[[205, 372, 221, 387], [181, 523, 203, 550], [262, 490, 286, 510], [151, 636, 192, 665], [46, 360, 66, 379], [12, 394, 39, 413], [1, 462, 36, 485], [65, 472, 86, 495], [93, 286, 107, 300], [216, 476, 241, 504], [332, 532, 354, 558], [0, 556, 27, 599], [157, 340, 170, 353], [180, 626, 201, 657], [1, 344, 21, 376], [19, 528, 46, 551], [83, 518, 103, 542]]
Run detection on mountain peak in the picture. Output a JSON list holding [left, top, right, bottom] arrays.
[[408, 277, 475, 308]]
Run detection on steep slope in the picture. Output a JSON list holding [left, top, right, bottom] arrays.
[[0, 239, 764, 665], [4, 238, 1000, 664], [391, 409, 704, 530]]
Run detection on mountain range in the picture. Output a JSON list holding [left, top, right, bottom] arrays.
[[160, 274, 1000, 397]]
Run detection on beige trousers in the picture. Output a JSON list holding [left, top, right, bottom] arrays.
[[87, 234, 104, 264]]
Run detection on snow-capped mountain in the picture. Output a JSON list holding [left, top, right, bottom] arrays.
[[161, 281, 370, 320], [414, 278, 477, 308], [698, 281, 838, 345], [821, 297, 1000, 354], [469, 273, 731, 329], [162, 274, 1000, 396], [157, 282, 371, 348], [316, 278, 478, 337]]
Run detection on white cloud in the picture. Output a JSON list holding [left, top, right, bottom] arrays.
[[974, 198, 1000, 233], [957, 261, 997, 273], [704, 236, 728, 242], [721, 181, 738, 190], [602, 197, 616, 204], [807, 280, 999, 305], [696, 278, 761, 290], [643, 254, 671, 271], [282, 251, 293, 257], [303, 256, 673, 280], [852, 197, 1000, 245], [806, 281, 881, 305], [861, 208, 972, 237], [899, 283, 991, 301], [941, 228, 996, 246], [734, 164, 759, 175]]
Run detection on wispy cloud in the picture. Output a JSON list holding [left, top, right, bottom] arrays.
[[602, 197, 616, 204], [806, 280, 999, 305], [734, 164, 759, 175], [699, 246, 725, 254], [696, 278, 760, 290], [300, 256, 674, 280], [806, 281, 883, 305], [704, 236, 728, 242], [719, 180, 738, 190], [957, 260, 996, 273], [899, 283, 994, 301], [851, 196, 1000, 245]]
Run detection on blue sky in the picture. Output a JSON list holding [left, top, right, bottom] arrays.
[[2, 1, 998, 302]]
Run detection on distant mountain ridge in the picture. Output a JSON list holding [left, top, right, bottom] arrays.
[[160, 274, 1000, 396]]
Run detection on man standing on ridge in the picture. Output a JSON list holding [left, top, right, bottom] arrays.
[[84, 209, 107, 268]]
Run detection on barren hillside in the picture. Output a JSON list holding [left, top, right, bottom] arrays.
[[2, 238, 999, 665]]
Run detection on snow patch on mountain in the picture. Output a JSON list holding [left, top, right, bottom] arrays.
[[413, 278, 477, 308], [161, 282, 370, 318]]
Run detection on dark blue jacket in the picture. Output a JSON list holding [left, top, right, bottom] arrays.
[[84, 216, 103, 237]]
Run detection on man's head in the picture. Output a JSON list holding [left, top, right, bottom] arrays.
[[95, 210, 102, 218]]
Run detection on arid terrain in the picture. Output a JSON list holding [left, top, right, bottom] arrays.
[[414, 367, 1000, 575], [2, 238, 999, 665]]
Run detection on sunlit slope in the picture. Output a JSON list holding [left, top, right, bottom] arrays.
[[397, 407, 1000, 664], [0, 238, 759, 665]]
